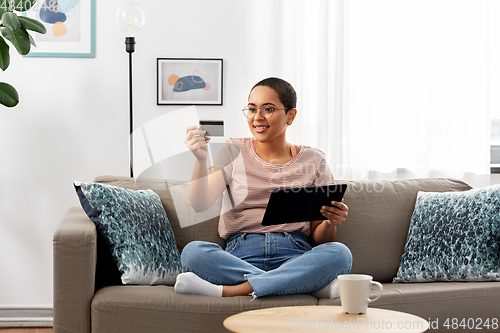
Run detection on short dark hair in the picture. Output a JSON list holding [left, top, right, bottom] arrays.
[[250, 77, 297, 112]]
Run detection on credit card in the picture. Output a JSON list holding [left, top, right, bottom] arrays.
[[199, 120, 224, 137]]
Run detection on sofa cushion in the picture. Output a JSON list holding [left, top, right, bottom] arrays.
[[91, 286, 318, 333], [95, 176, 226, 253], [334, 178, 472, 283], [94, 175, 141, 191], [394, 186, 500, 282], [75, 181, 182, 285], [319, 281, 500, 324], [135, 178, 225, 253]]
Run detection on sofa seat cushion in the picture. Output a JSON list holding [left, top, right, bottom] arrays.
[[91, 285, 318, 333], [320, 282, 500, 325]]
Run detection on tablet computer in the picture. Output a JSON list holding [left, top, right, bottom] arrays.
[[261, 184, 347, 226]]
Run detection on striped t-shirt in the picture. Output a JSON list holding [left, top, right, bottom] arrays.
[[214, 137, 335, 240]]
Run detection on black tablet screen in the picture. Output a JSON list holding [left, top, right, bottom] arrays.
[[261, 184, 347, 226]]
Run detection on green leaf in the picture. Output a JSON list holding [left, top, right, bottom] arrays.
[[0, 8, 6, 18], [28, 32, 35, 47], [0, 82, 19, 107], [0, 36, 10, 70], [18, 16, 46, 34], [1, 26, 30, 55], [2, 12, 21, 31], [12, 0, 35, 12]]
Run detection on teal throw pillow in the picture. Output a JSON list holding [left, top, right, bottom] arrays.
[[74, 181, 182, 285], [394, 185, 500, 282]]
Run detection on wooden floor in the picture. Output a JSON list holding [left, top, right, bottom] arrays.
[[0, 329, 52, 333]]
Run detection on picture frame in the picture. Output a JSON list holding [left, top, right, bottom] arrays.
[[23, 0, 96, 58], [157, 58, 223, 105]]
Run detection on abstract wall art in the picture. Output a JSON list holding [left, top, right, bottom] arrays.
[[24, 0, 95, 57], [157, 58, 223, 105]]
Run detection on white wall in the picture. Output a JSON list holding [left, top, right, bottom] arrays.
[[0, 0, 253, 306]]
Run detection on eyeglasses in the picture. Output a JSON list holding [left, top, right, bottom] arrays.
[[242, 106, 288, 119]]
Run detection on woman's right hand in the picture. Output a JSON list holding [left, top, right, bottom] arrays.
[[185, 125, 211, 161]]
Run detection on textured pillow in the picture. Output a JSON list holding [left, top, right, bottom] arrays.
[[334, 178, 472, 283], [74, 181, 182, 285], [394, 185, 500, 282]]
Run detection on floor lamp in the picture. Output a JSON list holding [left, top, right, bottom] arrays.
[[116, 2, 146, 178]]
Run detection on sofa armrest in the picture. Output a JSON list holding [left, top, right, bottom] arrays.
[[53, 207, 96, 333]]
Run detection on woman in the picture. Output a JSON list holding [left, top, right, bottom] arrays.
[[175, 77, 352, 299]]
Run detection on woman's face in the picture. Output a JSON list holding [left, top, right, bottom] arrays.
[[247, 85, 295, 144]]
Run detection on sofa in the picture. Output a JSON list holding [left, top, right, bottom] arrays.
[[53, 175, 500, 333]]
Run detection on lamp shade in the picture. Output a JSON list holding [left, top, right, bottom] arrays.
[[116, 2, 146, 37]]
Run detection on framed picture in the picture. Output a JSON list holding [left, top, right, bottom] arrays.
[[157, 58, 223, 105], [23, 0, 96, 58]]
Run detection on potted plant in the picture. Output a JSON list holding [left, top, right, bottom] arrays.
[[0, 0, 46, 107]]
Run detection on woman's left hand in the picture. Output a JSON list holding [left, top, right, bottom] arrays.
[[320, 199, 348, 227]]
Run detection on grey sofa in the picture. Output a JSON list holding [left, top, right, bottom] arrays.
[[53, 176, 500, 333]]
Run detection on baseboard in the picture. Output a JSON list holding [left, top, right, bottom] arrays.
[[0, 305, 53, 327]]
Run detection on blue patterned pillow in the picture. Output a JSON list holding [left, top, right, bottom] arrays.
[[394, 185, 500, 282], [74, 181, 182, 285]]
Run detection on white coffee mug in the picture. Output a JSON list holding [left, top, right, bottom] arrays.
[[338, 274, 383, 314]]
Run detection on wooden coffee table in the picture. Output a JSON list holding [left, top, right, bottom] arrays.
[[224, 306, 429, 333]]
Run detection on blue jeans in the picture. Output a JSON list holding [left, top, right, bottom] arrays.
[[180, 231, 352, 297]]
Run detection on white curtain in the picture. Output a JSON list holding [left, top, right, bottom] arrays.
[[247, 0, 493, 185]]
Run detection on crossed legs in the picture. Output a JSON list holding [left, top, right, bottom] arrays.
[[175, 237, 352, 298]]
